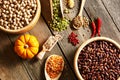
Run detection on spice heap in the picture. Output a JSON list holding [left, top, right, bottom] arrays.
[[78, 40, 120, 80], [46, 55, 64, 79], [50, 0, 69, 31], [72, 16, 89, 29], [68, 32, 79, 46], [0, 0, 37, 30], [72, 16, 83, 28]]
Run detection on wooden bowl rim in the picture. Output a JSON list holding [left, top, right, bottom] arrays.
[[74, 37, 120, 80], [0, 0, 41, 34]]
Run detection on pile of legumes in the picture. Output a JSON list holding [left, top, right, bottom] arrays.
[[50, 0, 69, 31], [0, 0, 37, 30], [46, 55, 64, 79], [78, 40, 120, 80]]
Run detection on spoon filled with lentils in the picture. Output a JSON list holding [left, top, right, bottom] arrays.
[[72, 0, 89, 29]]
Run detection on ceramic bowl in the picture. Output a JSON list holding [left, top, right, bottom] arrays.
[[74, 37, 120, 80], [0, 0, 41, 34]]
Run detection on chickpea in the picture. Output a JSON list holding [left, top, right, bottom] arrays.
[[3, 10, 6, 13], [11, 4, 14, 7], [13, 14, 16, 17], [9, 14, 13, 18], [21, 21, 24, 25], [17, 27, 21, 29], [5, 26, 9, 29], [0, 0, 37, 30], [3, 1, 8, 4], [0, 19, 4, 25], [9, 0, 13, 3], [4, 21, 8, 24], [6, 10, 9, 14], [11, 25, 14, 28], [14, 27, 17, 30], [13, 0, 17, 4], [3, 5, 6, 9]]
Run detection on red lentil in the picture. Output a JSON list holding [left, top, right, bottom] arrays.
[[46, 55, 64, 79]]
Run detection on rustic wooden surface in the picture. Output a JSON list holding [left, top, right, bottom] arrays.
[[0, 0, 120, 80]]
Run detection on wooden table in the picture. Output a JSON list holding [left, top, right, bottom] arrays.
[[0, 0, 120, 80]]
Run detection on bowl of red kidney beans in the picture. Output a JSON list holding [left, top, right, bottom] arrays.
[[74, 37, 120, 80]]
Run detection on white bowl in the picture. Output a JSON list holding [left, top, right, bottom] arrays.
[[74, 37, 120, 80]]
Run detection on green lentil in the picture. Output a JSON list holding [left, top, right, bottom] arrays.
[[50, 0, 69, 31]]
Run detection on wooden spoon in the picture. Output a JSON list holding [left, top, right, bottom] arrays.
[[60, 0, 64, 18], [37, 34, 62, 60], [72, 0, 86, 29], [45, 55, 64, 80]]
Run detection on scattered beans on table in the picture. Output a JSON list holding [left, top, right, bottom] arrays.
[[78, 40, 120, 80]]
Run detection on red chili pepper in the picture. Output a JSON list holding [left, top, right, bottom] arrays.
[[91, 20, 96, 37], [97, 17, 102, 36]]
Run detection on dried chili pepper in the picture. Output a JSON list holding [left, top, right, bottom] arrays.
[[91, 20, 96, 37], [68, 32, 79, 46], [97, 17, 102, 36]]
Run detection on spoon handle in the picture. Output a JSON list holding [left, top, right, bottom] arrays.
[[37, 50, 46, 60], [60, 0, 64, 18], [78, 0, 86, 16]]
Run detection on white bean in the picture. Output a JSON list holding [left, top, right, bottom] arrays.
[[68, 0, 75, 8]]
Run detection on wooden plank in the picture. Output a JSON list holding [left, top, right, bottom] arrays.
[[101, 0, 120, 31], [1, 0, 120, 80], [84, 0, 120, 43], [8, 17, 77, 80], [0, 32, 30, 80], [41, 0, 120, 72], [29, 17, 77, 80], [41, 0, 92, 70], [40, 0, 53, 22], [56, 0, 120, 68]]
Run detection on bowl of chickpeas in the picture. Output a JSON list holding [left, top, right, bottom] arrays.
[[0, 0, 41, 34]]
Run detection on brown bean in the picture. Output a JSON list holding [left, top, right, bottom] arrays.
[[78, 40, 120, 80]]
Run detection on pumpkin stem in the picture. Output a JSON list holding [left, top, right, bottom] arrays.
[[24, 44, 29, 49]]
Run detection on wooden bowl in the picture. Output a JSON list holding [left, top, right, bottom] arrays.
[[0, 0, 41, 34], [74, 37, 120, 80]]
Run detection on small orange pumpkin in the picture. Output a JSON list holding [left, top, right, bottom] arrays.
[[14, 34, 39, 59]]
